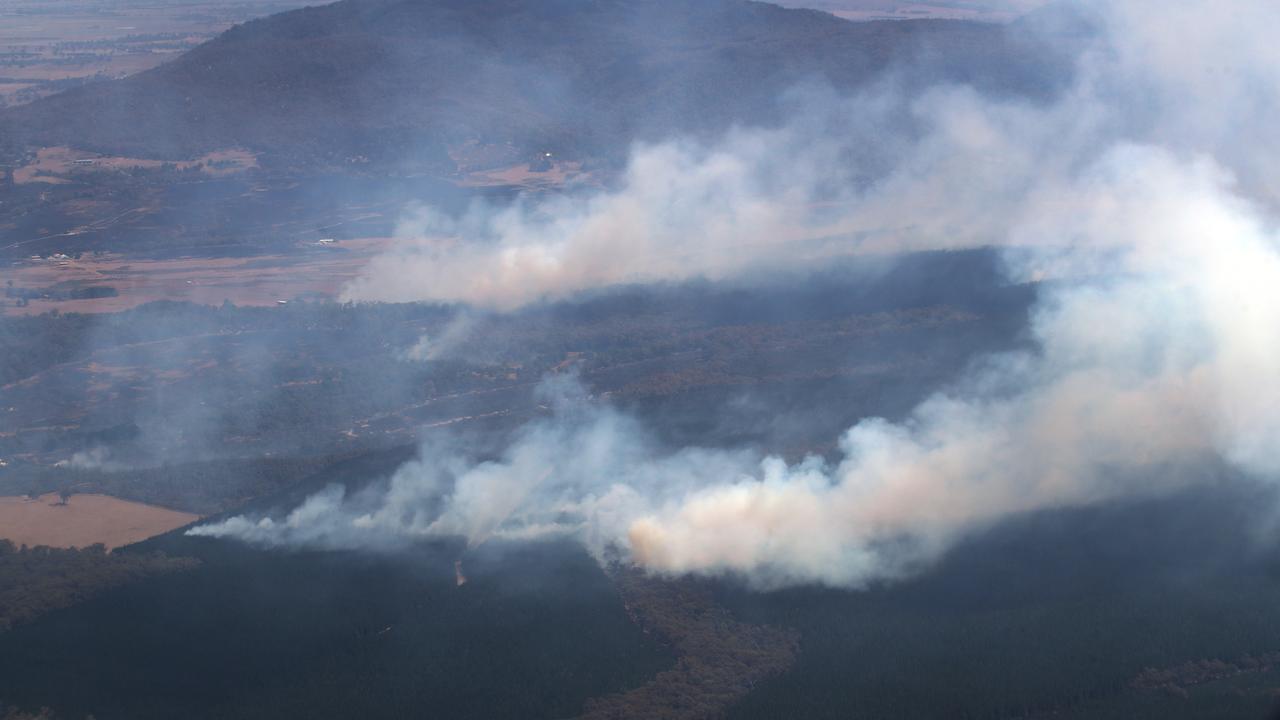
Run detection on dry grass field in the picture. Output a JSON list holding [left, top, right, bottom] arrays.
[[0, 492, 199, 549], [0, 0, 312, 107], [12, 146, 258, 185], [0, 237, 395, 316], [457, 160, 592, 190]]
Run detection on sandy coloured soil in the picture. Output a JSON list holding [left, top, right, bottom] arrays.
[[0, 492, 199, 550], [12, 146, 257, 185], [0, 82, 35, 96], [458, 160, 592, 190], [0, 237, 394, 316], [0, 1, 311, 106]]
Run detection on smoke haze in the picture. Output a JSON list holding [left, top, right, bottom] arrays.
[[194, 0, 1280, 588]]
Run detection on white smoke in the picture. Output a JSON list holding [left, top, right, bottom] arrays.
[[398, 312, 477, 363], [191, 375, 759, 555], [197, 0, 1280, 587], [57, 446, 126, 472], [340, 117, 884, 310], [629, 147, 1280, 584]]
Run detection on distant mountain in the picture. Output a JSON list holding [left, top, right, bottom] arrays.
[[0, 0, 1066, 172]]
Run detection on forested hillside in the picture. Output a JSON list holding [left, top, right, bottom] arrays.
[[0, 0, 1061, 169]]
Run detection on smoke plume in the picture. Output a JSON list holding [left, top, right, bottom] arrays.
[[195, 0, 1280, 588]]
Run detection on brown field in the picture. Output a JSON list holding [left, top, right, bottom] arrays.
[[0, 50, 176, 82], [0, 492, 199, 550], [12, 145, 258, 184], [459, 160, 592, 190], [0, 0, 311, 107], [0, 237, 395, 316]]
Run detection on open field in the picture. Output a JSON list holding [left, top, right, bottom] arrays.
[[0, 237, 393, 316], [0, 0, 312, 107], [0, 492, 199, 549], [457, 160, 593, 190], [12, 145, 257, 185]]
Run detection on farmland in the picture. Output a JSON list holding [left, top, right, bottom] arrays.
[[0, 1, 311, 108], [0, 492, 198, 550]]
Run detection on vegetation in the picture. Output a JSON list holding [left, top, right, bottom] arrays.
[[717, 485, 1280, 720], [1058, 661, 1280, 719], [0, 540, 197, 632], [8, 483, 1280, 720], [579, 567, 798, 719], [0, 532, 670, 720], [0, 0, 1071, 260], [1130, 651, 1280, 697], [6, 253, 1273, 719], [0, 457, 336, 515], [4, 284, 116, 305], [0, 707, 56, 720], [2, 254, 1033, 479], [0, 0, 1052, 169]]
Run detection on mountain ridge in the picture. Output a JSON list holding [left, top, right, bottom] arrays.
[[0, 0, 1060, 171]]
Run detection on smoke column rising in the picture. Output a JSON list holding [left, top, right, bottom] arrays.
[[195, 0, 1280, 588]]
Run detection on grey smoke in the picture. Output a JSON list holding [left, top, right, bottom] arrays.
[[57, 446, 125, 472], [195, 0, 1280, 588], [399, 312, 477, 363]]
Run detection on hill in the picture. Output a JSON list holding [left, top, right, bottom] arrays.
[[0, 0, 1060, 171]]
